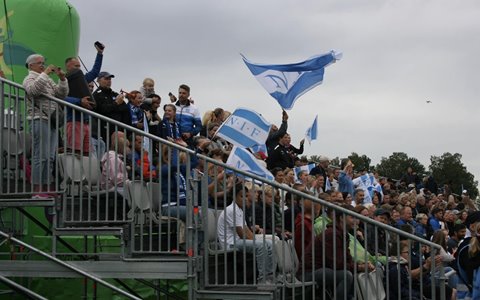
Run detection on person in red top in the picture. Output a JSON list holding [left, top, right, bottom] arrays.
[[300, 204, 373, 299], [294, 194, 317, 263]]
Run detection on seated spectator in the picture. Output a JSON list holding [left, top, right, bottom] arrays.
[[206, 122, 231, 156], [100, 132, 130, 196], [447, 223, 466, 253], [283, 184, 304, 232], [294, 194, 316, 262], [301, 204, 372, 299], [396, 206, 417, 231], [414, 213, 428, 239], [365, 208, 390, 257], [309, 156, 329, 190], [158, 144, 198, 222], [23, 54, 68, 198], [429, 207, 444, 233], [386, 240, 422, 300], [431, 230, 457, 289], [139, 77, 155, 97], [283, 168, 295, 187], [201, 107, 226, 137], [128, 135, 157, 179], [217, 183, 276, 284], [254, 185, 285, 238], [353, 188, 365, 206]]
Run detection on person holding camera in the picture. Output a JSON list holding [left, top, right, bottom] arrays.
[[64, 42, 105, 157], [23, 54, 69, 199]]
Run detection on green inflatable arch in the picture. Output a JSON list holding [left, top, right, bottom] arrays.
[[0, 0, 80, 83]]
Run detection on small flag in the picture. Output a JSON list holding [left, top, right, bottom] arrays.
[[215, 108, 271, 149], [305, 115, 318, 144], [242, 51, 342, 110], [226, 146, 274, 181]]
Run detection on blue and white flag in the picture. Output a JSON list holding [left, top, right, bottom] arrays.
[[353, 173, 380, 204], [250, 143, 268, 157], [215, 108, 271, 148], [242, 51, 342, 110], [294, 163, 316, 181], [226, 146, 274, 181], [305, 115, 318, 144]]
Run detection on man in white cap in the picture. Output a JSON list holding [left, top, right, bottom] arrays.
[[310, 155, 329, 190]]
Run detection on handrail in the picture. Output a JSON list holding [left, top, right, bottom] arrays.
[[0, 274, 47, 300], [0, 231, 141, 300], [0, 76, 442, 250]]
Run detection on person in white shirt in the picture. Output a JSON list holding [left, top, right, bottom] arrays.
[[217, 183, 276, 284]]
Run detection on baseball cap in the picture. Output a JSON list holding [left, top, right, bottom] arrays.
[[97, 71, 115, 79]]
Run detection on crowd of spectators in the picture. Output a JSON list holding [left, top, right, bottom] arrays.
[[20, 44, 480, 298]]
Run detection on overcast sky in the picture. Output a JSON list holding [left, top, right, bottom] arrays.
[[69, 0, 480, 186]]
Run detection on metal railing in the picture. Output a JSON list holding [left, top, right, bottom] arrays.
[[0, 77, 449, 300]]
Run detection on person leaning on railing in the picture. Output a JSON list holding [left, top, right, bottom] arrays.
[[23, 54, 69, 199]]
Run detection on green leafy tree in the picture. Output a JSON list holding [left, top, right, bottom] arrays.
[[376, 152, 425, 180], [348, 152, 371, 173], [429, 152, 479, 198]]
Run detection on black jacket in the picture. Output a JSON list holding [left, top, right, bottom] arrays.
[[267, 143, 303, 170], [93, 87, 131, 140]]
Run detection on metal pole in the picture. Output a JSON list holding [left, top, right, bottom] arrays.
[[0, 230, 141, 300], [0, 275, 48, 300]]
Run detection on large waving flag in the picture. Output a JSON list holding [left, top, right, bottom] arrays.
[[226, 146, 274, 181], [242, 51, 342, 110], [305, 115, 318, 144], [215, 108, 271, 148]]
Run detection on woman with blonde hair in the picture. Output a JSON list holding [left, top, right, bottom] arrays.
[[200, 107, 225, 136], [456, 222, 480, 299]]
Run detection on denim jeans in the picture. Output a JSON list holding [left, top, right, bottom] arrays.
[[91, 137, 106, 159], [235, 238, 275, 282], [30, 119, 57, 185]]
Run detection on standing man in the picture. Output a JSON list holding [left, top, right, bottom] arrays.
[[63, 43, 104, 155], [23, 54, 68, 198], [174, 84, 202, 147], [93, 72, 131, 144]]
